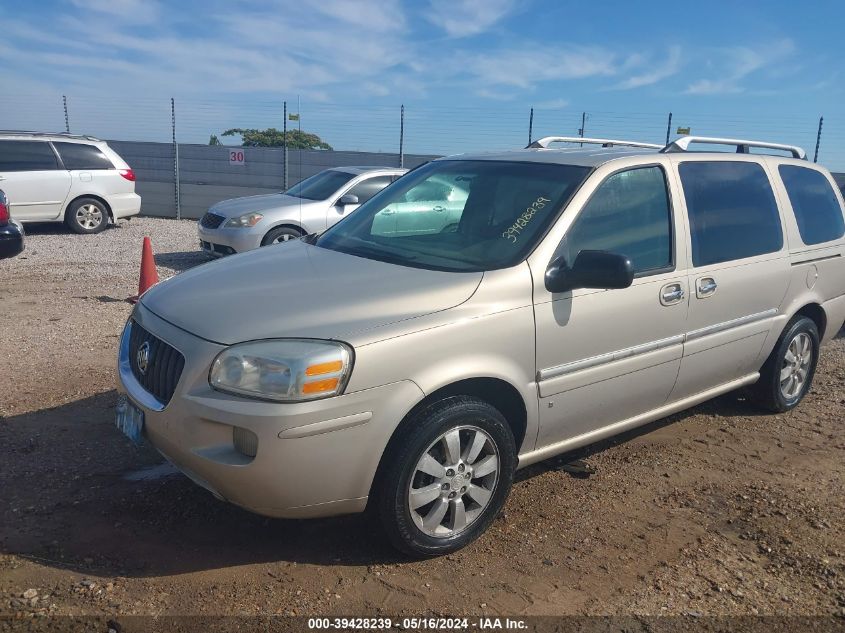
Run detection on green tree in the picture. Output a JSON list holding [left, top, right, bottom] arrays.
[[208, 134, 222, 146], [221, 128, 332, 150]]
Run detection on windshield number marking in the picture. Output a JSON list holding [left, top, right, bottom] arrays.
[[502, 197, 551, 243]]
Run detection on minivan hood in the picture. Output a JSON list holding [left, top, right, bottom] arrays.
[[140, 241, 482, 345], [210, 193, 318, 217]]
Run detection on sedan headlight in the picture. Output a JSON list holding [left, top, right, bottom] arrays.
[[209, 339, 353, 402], [224, 212, 264, 228]]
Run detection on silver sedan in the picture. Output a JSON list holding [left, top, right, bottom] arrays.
[[197, 166, 406, 255]]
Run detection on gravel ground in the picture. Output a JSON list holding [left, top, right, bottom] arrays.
[[1, 217, 844, 626]]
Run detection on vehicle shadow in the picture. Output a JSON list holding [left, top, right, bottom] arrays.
[[1, 386, 772, 578], [16, 222, 127, 236], [514, 389, 760, 485], [0, 391, 403, 579], [154, 250, 213, 273]]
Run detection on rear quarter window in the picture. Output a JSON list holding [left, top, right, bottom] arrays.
[[778, 165, 845, 245], [679, 161, 783, 267], [53, 142, 114, 170]]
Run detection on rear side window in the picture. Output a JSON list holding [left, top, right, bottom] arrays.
[[558, 166, 673, 275], [346, 176, 393, 204], [53, 142, 114, 170], [679, 161, 783, 266], [778, 165, 845, 245], [0, 140, 59, 171]]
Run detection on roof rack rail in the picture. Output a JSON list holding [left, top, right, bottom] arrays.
[[526, 136, 663, 150], [0, 130, 102, 142], [662, 135, 806, 160]]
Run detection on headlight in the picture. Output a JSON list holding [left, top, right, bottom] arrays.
[[224, 212, 264, 228], [209, 339, 353, 402]]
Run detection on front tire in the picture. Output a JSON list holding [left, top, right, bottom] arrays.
[[261, 226, 303, 246], [66, 198, 109, 234], [374, 396, 516, 557], [749, 315, 820, 412]]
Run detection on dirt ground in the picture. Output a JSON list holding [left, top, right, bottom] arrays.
[[1, 219, 844, 623]]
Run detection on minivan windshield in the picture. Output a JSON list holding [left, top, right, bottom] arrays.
[[316, 160, 589, 272], [285, 170, 356, 200]]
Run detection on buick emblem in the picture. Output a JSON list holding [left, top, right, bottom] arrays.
[[136, 341, 151, 376]]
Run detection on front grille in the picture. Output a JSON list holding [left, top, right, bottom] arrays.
[[200, 212, 225, 229], [199, 240, 235, 256], [128, 321, 185, 406]]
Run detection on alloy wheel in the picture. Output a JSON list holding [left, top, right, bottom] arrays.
[[407, 425, 499, 538], [76, 204, 103, 230], [780, 332, 812, 400]]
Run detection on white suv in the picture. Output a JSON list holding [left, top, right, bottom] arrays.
[[0, 132, 141, 233]]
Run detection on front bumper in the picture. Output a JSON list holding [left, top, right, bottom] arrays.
[[197, 221, 264, 255], [117, 302, 424, 518]]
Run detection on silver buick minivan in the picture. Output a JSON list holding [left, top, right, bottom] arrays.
[[117, 136, 845, 556]]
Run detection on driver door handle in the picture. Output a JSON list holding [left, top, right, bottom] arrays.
[[660, 282, 685, 306], [696, 277, 718, 298]]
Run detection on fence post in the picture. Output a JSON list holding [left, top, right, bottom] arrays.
[[399, 104, 405, 168], [171, 97, 181, 220], [62, 95, 70, 133], [283, 101, 288, 189], [528, 107, 534, 146], [814, 116, 823, 163], [665, 112, 673, 145]]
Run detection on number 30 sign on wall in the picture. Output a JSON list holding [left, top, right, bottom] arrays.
[[229, 149, 245, 165]]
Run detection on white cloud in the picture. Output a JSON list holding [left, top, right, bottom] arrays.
[[685, 39, 795, 95], [459, 45, 617, 89], [68, 0, 160, 23], [534, 98, 569, 109], [614, 46, 682, 90], [426, 0, 518, 37]]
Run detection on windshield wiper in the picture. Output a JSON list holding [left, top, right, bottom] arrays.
[[330, 237, 418, 263]]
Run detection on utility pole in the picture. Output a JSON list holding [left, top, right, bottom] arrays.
[[665, 112, 673, 146], [399, 104, 405, 168], [283, 101, 288, 189], [528, 107, 534, 146], [171, 97, 181, 220], [814, 116, 823, 163], [62, 95, 70, 133], [579, 111, 586, 147]]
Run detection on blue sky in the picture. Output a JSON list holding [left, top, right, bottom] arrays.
[[2, 0, 844, 167]]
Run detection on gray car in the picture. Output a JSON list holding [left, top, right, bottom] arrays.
[[197, 166, 406, 255], [119, 135, 845, 557]]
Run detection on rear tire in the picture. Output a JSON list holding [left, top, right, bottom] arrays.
[[374, 396, 516, 558], [65, 198, 109, 234], [261, 226, 303, 246], [749, 315, 819, 413]]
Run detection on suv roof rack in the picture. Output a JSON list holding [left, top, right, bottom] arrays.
[[0, 130, 102, 142], [662, 135, 806, 160], [527, 136, 663, 150]]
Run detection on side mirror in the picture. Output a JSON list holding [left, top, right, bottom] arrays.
[[338, 194, 359, 206], [545, 250, 634, 293]]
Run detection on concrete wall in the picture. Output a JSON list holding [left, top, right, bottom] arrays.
[[107, 140, 439, 219]]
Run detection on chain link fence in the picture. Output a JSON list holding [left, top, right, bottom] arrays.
[[1, 93, 842, 218]]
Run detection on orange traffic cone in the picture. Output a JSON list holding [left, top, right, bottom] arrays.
[[127, 236, 159, 304]]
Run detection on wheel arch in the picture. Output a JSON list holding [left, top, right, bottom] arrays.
[[65, 194, 114, 222], [262, 222, 306, 244], [368, 376, 528, 503], [793, 302, 827, 340]]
